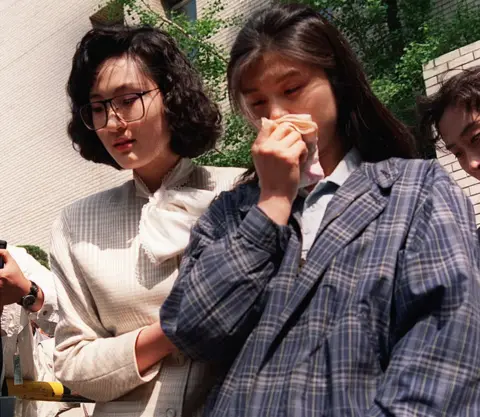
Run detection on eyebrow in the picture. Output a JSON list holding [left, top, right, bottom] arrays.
[[89, 83, 143, 99], [241, 69, 303, 95], [459, 120, 480, 138]]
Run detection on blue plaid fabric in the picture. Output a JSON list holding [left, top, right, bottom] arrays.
[[161, 158, 480, 417]]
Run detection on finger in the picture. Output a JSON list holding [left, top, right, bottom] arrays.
[[269, 123, 295, 142], [0, 249, 12, 264], [280, 130, 303, 148], [255, 119, 277, 145], [290, 140, 308, 162]]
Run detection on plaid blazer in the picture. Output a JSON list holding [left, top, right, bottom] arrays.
[[161, 158, 480, 417]]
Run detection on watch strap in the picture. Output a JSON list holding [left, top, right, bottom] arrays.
[[17, 281, 39, 310]]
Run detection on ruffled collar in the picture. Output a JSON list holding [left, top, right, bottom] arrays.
[[135, 158, 216, 264]]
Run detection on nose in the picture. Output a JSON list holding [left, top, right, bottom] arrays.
[[268, 100, 290, 121], [470, 157, 480, 170], [105, 105, 127, 131]]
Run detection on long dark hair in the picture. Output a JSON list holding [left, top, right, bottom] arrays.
[[67, 25, 221, 169], [228, 4, 417, 166]]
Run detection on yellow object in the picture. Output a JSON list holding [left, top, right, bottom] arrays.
[[5, 379, 94, 403]]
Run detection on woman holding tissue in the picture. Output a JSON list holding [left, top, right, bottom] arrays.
[[161, 4, 480, 417], [50, 26, 244, 417]]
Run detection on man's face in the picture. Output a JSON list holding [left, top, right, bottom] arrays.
[[439, 105, 480, 180]]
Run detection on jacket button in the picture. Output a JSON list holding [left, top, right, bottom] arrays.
[[174, 353, 186, 366], [166, 408, 176, 417]]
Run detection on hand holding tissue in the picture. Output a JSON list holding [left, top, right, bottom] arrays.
[[260, 114, 324, 188]]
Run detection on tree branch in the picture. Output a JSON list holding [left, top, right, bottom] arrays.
[[138, 0, 228, 63], [383, 0, 404, 59]]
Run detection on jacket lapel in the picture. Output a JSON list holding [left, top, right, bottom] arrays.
[[264, 161, 398, 355]]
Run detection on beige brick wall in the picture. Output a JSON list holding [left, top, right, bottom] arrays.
[[422, 40, 480, 225], [0, 0, 130, 251], [197, 0, 271, 50], [196, 0, 272, 110]]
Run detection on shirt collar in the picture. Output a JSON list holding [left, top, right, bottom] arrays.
[[302, 148, 362, 198], [133, 173, 151, 199], [326, 147, 362, 188], [133, 158, 194, 199]]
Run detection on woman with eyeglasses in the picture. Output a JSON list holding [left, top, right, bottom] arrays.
[[50, 26, 244, 417], [160, 4, 480, 416]]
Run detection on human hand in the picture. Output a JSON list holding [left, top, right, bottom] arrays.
[[253, 121, 307, 224], [0, 249, 32, 308]]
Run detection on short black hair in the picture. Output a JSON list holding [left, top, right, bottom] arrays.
[[417, 67, 480, 146], [67, 25, 222, 169]]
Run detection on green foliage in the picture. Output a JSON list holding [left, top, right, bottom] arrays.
[[290, 0, 432, 78], [371, 1, 480, 125], [195, 113, 254, 167], [18, 245, 49, 269]]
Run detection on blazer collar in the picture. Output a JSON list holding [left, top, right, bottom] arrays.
[[262, 158, 402, 359]]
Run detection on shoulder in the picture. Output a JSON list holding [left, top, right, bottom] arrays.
[[189, 165, 247, 194], [58, 181, 134, 224], [362, 158, 454, 190], [205, 180, 260, 222]]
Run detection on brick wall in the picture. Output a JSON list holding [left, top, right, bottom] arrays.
[[196, 0, 272, 110], [422, 40, 480, 225], [197, 0, 271, 50], [0, 0, 130, 250], [432, 0, 480, 19]]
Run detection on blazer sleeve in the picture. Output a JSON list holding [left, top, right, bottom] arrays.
[[161, 188, 291, 361], [367, 162, 480, 416], [50, 211, 161, 402]]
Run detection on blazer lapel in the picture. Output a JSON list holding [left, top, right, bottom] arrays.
[[263, 163, 396, 358]]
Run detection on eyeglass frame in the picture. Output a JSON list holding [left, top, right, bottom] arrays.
[[79, 88, 160, 131]]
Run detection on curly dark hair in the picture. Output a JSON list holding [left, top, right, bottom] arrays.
[[417, 67, 480, 147], [67, 25, 222, 169]]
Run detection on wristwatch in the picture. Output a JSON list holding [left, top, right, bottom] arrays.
[[17, 281, 39, 310]]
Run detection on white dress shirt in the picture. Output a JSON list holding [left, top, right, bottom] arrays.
[[301, 148, 362, 259]]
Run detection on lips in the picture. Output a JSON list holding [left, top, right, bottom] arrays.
[[113, 138, 135, 148], [113, 138, 136, 153]]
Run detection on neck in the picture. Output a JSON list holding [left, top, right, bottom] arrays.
[[318, 141, 350, 177], [134, 154, 181, 193]]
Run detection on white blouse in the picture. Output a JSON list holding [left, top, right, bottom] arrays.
[[50, 163, 245, 417]]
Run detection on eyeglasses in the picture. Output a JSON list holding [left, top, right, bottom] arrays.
[[79, 88, 160, 131]]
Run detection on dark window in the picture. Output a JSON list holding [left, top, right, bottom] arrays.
[[167, 0, 196, 20], [90, 2, 124, 27]]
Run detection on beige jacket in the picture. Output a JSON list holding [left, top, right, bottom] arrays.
[[51, 165, 245, 417]]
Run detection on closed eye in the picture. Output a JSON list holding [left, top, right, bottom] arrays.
[[90, 103, 105, 113], [471, 133, 480, 144], [251, 99, 267, 107], [122, 96, 139, 106], [285, 85, 302, 95]]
